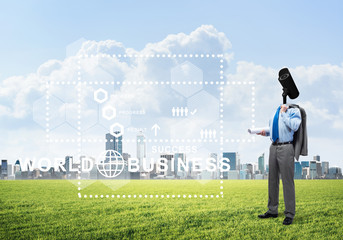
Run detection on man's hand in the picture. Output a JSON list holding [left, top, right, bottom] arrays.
[[280, 104, 288, 113], [257, 130, 266, 136]]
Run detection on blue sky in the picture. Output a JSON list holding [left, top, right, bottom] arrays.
[[1, 1, 343, 169], [1, 0, 342, 80]]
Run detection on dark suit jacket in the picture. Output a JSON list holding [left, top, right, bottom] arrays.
[[289, 104, 308, 160]]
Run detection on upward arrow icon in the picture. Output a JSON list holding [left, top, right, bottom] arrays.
[[151, 124, 160, 136]]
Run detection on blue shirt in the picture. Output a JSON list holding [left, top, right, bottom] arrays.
[[266, 106, 302, 143]]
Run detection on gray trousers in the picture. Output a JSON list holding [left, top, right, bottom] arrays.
[[267, 143, 295, 219]]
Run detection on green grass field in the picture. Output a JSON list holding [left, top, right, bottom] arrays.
[[0, 180, 342, 239]]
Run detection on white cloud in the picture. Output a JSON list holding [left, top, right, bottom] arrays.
[[0, 104, 10, 116], [1, 24, 343, 169], [0, 25, 232, 160], [142, 25, 232, 55], [333, 108, 343, 130], [301, 101, 336, 121], [0, 74, 45, 118], [224, 61, 343, 130], [37, 59, 63, 77], [292, 63, 343, 86]]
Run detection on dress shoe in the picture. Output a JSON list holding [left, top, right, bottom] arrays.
[[283, 217, 293, 225], [258, 212, 278, 218]]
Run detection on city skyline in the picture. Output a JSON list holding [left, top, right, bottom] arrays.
[[1, 131, 342, 180]]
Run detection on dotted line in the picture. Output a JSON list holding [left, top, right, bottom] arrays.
[[251, 84, 256, 143], [45, 79, 50, 142], [81, 53, 224, 59], [48, 81, 255, 85], [79, 194, 222, 199], [220, 57, 224, 80], [226, 81, 255, 85], [48, 138, 254, 143], [219, 57, 224, 197], [49, 81, 227, 85], [77, 57, 82, 192], [219, 57, 224, 153]]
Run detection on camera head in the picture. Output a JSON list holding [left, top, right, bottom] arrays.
[[278, 68, 299, 102]]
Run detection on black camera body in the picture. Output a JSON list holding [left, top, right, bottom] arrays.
[[278, 68, 299, 104]]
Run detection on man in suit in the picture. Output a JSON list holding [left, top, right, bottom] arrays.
[[257, 104, 301, 225]]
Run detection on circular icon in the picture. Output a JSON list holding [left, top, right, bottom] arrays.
[[96, 150, 125, 178]]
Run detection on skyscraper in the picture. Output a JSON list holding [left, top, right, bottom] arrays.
[[253, 163, 259, 174], [89, 157, 98, 180], [15, 159, 21, 171], [246, 163, 253, 178], [316, 162, 322, 178], [65, 156, 73, 174], [209, 153, 219, 179], [322, 161, 329, 176], [313, 155, 322, 178], [14, 160, 22, 180], [1, 159, 8, 179], [136, 132, 146, 172], [294, 162, 302, 179], [328, 167, 342, 179], [115, 153, 130, 180], [160, 153, 173, 177], [301, 161, 309, 168], [122, 153, 131, 162], [222, 153, 231, 179], [8, 164, 13, 178], [309, 161, 317, 179], [302, 167, 310, 179], [258, 153, 265, 174], [106, 132, 123, 154], [222, 152, 240, 177], [237, 153, 240, 170], [240, 170, 247, 180], [174, 153, 185, 178]]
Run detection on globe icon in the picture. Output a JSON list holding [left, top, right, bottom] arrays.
[[96, 150, 125, 178]]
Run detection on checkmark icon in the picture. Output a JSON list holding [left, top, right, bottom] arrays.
[[190, 109, 197, 115]]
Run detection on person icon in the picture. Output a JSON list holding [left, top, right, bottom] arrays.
[[176, 107, 180, 117], [185, 107, 189, 117], [172, 107, 176, 117]]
